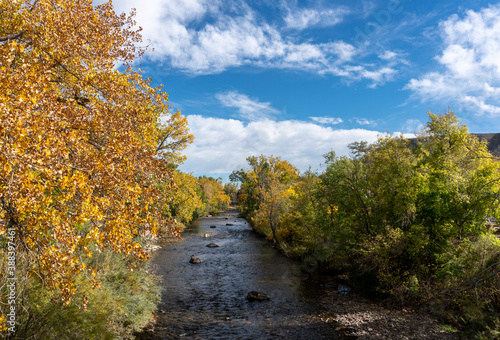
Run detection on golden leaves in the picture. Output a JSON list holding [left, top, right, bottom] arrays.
[[0, 0, 189, 304]]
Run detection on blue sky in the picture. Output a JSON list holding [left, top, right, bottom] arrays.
[[110, 0, 500, 180]]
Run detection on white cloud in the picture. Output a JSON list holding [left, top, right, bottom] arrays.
[[353, 118, 377, 126], [180, 115, 382, 174], [379, 50, 398, 60], [362, 67, 398, 87], [284, 7, 348, 30], [462, 96, 500, 115], [216, 91, 280, 121], [362, 1, 377, 19], [111, 0, 400, 86], [402, 119, 425, 134], [323, 65, 397, 87], [310, 117, 343, 125], [405, 5, 500, 116]]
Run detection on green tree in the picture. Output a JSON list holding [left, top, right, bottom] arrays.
[[415, 111, 499, 243], [316, 111, 500, 300], [233, 155, 299, 246]]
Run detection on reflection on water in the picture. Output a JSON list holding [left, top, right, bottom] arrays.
[[140, 211, 340, 339]]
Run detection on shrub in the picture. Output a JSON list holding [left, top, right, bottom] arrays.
[[434, 233, 500, 337], [1, 247, 160, 339]]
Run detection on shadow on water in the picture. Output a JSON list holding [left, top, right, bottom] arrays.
[[137, 211, 341, 339]]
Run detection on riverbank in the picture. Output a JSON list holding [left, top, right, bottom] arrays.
[[317, 289, 459, 339]]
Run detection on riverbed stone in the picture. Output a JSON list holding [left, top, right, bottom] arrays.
[[246, 290, 270, 302], [226, 223, 233, 226], [206, 243, 219, 248], [210, 225, 216, 228], [189, 256, 202, 264]]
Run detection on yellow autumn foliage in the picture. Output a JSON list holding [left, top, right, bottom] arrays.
[[0, 0, 188, 304]]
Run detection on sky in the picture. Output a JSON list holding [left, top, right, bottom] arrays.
[[107, 0, 500, 181]]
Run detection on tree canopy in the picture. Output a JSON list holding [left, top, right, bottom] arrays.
[[0, 0, 189, 304]]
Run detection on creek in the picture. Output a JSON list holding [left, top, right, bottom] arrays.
[[140, 210, 341, 339]]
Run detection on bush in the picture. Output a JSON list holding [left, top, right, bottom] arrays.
[[430, 233, 500, 337], [1, 247, 160, 339]]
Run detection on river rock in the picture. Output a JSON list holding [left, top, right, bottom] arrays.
[[144, 244, 161, 252], [246, 290, 270, 302], [210, 225, 217, 228], [206, 243, 219, 248], [189, 256, 202, 264], [226, 223, 234, 226]]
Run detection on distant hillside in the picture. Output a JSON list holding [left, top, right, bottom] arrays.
[[475, 133, 500, 156]]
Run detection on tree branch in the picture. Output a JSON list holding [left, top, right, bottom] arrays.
[[455, 260, 500, 294], [0, 31, 25, 42]]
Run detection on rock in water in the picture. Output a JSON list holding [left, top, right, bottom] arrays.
[[189, 256, 202, 264], [210, 225, 216, 228], [206, 243, 219, 248], [226, 223, 234, 226], [246, 290, 270, 302]]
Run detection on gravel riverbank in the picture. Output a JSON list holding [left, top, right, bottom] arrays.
[[317, 289, 459, 339]]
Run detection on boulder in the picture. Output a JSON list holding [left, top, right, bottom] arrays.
[[226, 223, 234, 226], [206, 243, 219, 248], [210, 225, 217, 228], [189, 256, 202, 264], [246, 290, 270, 302]]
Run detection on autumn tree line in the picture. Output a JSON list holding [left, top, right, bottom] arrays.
[[0, 0, 231, 338], [232, 111, 500, 338]]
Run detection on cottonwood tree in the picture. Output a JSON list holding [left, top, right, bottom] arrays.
[[197, 176, 231, 214], [0, 0, 188, 304], [415, 111, 500, 240], [156, 110, 194, 166], [234, 155, 299, 246]]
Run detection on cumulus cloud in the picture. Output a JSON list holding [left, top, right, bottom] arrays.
[[405, 5, 500, 116], [179, 115, 382, 175], [216, 91, 280, 121], [111, 0, 401, 86]]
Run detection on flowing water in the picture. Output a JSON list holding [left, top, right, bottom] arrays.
[[140, 211, 340, 339]]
